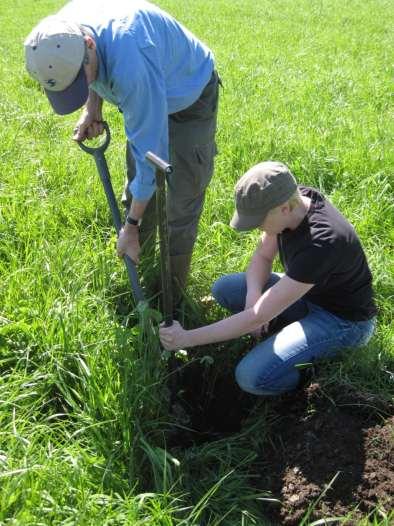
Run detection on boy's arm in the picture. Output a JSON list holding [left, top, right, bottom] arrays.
[[160, 276, 314, 350], [245, 233, 278, 308]]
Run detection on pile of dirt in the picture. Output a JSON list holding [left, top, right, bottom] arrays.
[[259, 383, 394, 524], [168, 357, 393, 523]]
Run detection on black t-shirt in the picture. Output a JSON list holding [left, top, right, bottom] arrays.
[[278, 187, 377, 321]]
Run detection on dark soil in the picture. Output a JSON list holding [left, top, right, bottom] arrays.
[[169, 359, 394, 524], [259, 383, 394, 524], [168, 359, 257, 445]]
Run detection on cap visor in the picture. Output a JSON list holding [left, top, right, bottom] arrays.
[[230, 210, 264, 231], [45, 66, 89, 115]]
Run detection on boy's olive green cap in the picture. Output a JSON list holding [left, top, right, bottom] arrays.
[[230, 161, 297, 231]]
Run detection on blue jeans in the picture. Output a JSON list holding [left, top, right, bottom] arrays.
[[211, 273, 376, 396]]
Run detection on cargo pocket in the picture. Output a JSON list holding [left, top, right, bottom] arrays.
[[193, 141, 218, 192]]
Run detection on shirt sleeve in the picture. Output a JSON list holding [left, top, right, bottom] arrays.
[[117, 49, 169, 202]]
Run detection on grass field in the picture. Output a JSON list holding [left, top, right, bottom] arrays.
[[0, 0, 393, 524]]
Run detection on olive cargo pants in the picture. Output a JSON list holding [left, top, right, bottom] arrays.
[[123, 70, 220, 295]]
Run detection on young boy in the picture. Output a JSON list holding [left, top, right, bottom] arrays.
[[159, 161, 376, 395]]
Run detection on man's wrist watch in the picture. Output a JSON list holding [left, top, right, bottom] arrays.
[[126, 216, 139, 226]]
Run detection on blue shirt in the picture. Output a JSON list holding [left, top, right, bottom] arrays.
[[59, 0, 215, 200]]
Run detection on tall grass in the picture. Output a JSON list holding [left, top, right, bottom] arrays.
[[1, 0, 393, 524]]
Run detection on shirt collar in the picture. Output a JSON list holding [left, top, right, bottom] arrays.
[[90, 40, 107, 89]]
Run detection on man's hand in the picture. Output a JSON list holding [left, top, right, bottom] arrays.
[[116, 225, 141, 264], [159, 320, 188, 351], [73, 109, 104, 141], [73, 91, 104, 141]]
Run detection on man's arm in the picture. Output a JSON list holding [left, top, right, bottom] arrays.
[[117, 199, 149, 264], [73, 90, 104, 141], [160, 276, 314, 350], [115, 53, 168, 263]]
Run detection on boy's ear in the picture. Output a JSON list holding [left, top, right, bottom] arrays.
[[281, 203, 290, 214]]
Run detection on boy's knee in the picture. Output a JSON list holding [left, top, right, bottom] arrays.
[[211, 276, 227, 305], [211, 273, 246, 312], [235, 361, 261, 394], [235, 359, 293, 396]]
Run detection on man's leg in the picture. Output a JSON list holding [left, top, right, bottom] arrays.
[[167, 70, 220, 304], [234, 304, 376, 396]]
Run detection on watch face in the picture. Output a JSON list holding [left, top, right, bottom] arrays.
[[127, 216, 138, 225]]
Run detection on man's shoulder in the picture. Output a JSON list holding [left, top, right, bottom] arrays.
[[58, 1, 151, 29]]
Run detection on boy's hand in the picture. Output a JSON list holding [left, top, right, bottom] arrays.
[[159, 320, 188, 351]]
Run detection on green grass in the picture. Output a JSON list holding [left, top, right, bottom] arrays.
[[0, 0, 393, 524]]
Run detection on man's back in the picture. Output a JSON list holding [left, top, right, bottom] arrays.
[[59, 0, 214, 114]]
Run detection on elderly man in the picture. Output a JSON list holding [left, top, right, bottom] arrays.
[[160, 161, 377, 395], [24, 0, 219, 301]]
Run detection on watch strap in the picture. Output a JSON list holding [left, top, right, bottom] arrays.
[[126, 216, 139, 226]]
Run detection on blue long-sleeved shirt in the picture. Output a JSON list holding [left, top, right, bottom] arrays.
[[59, 0, 214, 201]]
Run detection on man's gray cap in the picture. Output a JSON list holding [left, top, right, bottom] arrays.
[[230, 161, 297, 231], [24, 16, 88, 115]]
